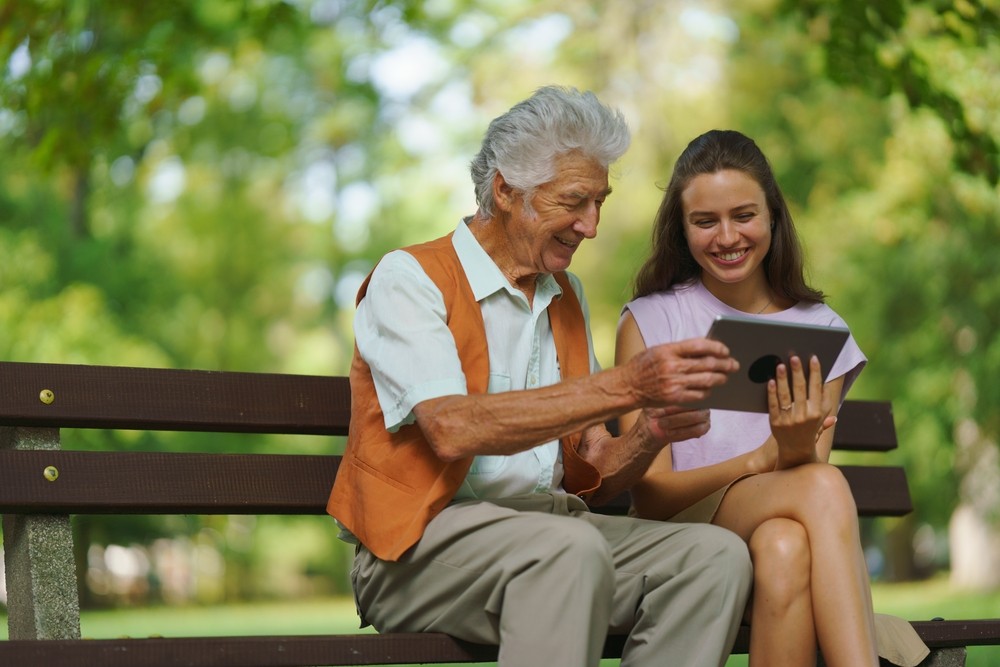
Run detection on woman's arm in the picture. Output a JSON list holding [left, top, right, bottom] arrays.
[[615, 312, 773, 517]]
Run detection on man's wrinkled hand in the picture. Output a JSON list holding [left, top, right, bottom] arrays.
[[629, 337, 738, 407], [645, 405, 712, 444]]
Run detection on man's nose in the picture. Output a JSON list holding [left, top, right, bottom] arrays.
[[576, 203, 600, 238]]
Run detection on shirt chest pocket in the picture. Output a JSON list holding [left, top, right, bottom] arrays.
[[470, 373, 512, 476]]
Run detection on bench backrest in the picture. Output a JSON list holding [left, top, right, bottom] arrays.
[[0, 361, 911, 517]]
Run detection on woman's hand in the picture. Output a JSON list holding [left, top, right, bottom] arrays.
[[767, 355, 837, 469]]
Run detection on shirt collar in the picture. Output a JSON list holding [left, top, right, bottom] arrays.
[[453, 218, 563, 304]]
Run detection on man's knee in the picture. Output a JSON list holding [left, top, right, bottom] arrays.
[[637, 523, 752, 621], [677, 524, 753, 595], [546, 517, 615, 574], [513, 517, 615, 606], [643, 523, 751, 583]]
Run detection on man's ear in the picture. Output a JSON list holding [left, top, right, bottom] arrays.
[[492, 172, 516, 212]]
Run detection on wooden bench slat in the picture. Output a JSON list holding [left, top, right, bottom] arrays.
[[0, 361, 893, 451], [840, 464, 913, 516], [0, 450, 339, 515], [910, 619, 1000, 647], [0, 451, 913, 516], [0, 362, 351, 435], [828, 399, 897, 451], [0, 620, 995, 667], [0, 634, 498, 667]]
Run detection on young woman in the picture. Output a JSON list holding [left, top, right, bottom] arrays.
[[616, 130, 926, 667]]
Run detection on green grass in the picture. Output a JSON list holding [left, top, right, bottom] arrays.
[[2, 577, 998, 666]]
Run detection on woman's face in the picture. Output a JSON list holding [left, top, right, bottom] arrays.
[[680, 169, 772, 291]]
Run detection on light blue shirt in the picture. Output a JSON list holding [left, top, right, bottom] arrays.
[[354, 219, 600, 500]]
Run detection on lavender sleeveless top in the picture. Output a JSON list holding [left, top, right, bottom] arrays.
[[622, 280, 866, 472]]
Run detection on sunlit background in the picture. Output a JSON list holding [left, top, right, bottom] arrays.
[[2, 0, 999, 661]]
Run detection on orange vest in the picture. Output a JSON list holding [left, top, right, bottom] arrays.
[[326, 233, 602, 561]]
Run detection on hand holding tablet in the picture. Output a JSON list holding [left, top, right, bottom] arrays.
[[685, 315, 849, 413]]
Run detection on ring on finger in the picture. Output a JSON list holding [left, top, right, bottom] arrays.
[[780, 404, 793, 411]]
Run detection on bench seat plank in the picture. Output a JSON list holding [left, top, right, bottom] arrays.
[[0, 621, 996, 667]]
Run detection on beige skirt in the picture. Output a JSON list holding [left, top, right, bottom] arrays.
[[638, 474, 930, 667], [666, 473, 756, 524]]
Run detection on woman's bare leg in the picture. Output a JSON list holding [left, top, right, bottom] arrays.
[[714, 463, 879, 667], [746, 518, 816, 667]]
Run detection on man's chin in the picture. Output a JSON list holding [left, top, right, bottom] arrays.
[[546, 248, 578, 272]]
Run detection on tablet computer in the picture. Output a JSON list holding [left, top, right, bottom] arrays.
[[686, 314, 850, 413]]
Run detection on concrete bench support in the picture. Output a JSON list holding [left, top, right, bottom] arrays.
[[2, 426, 81, 640]]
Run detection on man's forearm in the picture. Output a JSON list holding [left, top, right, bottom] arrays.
[[413, 365, 640, 462]]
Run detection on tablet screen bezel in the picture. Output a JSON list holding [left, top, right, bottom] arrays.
[[686, 314, 850, 413]]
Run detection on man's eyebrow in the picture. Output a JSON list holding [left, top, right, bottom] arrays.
[[565, 187, 613, 199]]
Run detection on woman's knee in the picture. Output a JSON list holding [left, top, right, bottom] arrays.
[[749, 519, 810, 598], [750, 518, 809, 568], [792, 463, 858, 518]]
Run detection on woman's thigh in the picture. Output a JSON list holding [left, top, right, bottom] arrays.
[[712, 462, 850, 542]]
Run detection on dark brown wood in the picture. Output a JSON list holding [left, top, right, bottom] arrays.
[[840, 464, 913, 516], [0, 620, 996, 667], [0, 361, 890, 449], [0, 451, 339, 515], [0, 451, 913, 517], [0, 362, 351, 435], [0, 634, 498, 667], [830, 399, 897, 451], [910, 619, 1000, 648]]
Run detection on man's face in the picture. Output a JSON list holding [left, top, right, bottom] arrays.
[[506, 152, 611, 277]]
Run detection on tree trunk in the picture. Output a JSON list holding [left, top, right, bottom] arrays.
[[949, 503, 1000, 590], [882, 513, 919, 581]]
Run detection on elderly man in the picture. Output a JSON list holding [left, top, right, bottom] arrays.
[[327, 85, 752, 667]]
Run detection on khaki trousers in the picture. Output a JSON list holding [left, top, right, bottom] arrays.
[[351, 493, 752, 667]]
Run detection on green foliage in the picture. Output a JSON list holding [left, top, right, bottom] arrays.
[[2, 0, 999, 601], [786, 0, 1000, 184], [770, 1, 1000, 534]]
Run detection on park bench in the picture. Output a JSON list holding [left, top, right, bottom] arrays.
[[1, 359, 999, 666]]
